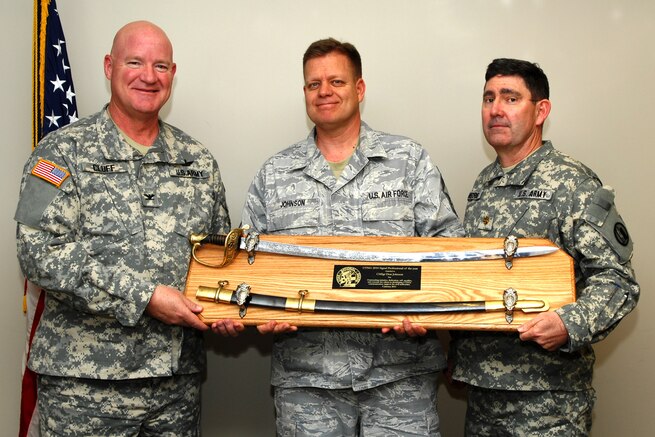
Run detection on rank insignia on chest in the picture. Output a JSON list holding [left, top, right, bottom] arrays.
[[31, 158, 70, 188], [142, 191, 161, 207]]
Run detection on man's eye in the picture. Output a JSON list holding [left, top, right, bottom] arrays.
[[155, 64, 169, 72], [331, 80, 344, 86], [307, 83, 320, 90], [483, 97, 494, 104], [126, 61, 141, 68], [506, 97, 519, 104]]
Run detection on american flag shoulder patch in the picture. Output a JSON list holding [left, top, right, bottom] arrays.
[[31, 158, 70, 188]]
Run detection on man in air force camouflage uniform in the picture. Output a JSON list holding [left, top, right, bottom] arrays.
[[15, 21, 230, 436], [213, 38, 463, 436], [450, 58, 639, 436]]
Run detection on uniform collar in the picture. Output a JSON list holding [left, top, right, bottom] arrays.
[[484, 141, 555, 187], [298, 121, 387, 175], [95, 105, 194, 165]]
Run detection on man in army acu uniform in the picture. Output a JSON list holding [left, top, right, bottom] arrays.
[[15, 21, 230, 435], [450, 58, 639, 436], [213, 38, 463, 436]]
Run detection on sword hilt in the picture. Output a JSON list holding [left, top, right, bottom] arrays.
[[190, 233, 229, 246], [190, 227, 246, 268]]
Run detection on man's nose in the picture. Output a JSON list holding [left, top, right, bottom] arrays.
[[318, 82, 332, 96], [489, 100, 504, 116], [140, 65, 157, 83]]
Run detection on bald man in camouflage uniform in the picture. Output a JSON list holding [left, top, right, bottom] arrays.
[[15, 21, 230, 436], [221, 38, 463, 436], [449, 58, 639, 436]]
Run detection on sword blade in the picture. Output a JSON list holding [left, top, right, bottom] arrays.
[[244, 239, 557, 263]]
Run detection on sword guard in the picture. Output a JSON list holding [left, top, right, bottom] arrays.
[[190, 227, 245, 268], [503, 236, 518, 270]]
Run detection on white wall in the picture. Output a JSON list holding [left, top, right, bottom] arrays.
[[1, 1, 653, 435]]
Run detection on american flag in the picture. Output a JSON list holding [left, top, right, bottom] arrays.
[[31, 158, 70, 188], [22, 1, 78, 435], [33, 0, 78, 145]]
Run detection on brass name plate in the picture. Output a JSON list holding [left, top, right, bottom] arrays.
[[332, 265, 421, 290]]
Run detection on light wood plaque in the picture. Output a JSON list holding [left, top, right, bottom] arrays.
[[184, 235, 575, 331]]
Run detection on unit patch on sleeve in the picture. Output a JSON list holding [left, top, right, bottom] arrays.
[[31, 158, 70, 188]]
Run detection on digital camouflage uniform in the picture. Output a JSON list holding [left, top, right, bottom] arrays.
[[450, 141, 639, 436], [242, 121, 464, 436], [15, 107, 230, 434]]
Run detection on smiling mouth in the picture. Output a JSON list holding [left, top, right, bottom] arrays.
[[133, 87, 159, 94]]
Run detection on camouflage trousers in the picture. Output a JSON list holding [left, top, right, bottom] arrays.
[[273, 372, 441, 437], [465, 386, 596, 437], [37, 373, 201, 437]]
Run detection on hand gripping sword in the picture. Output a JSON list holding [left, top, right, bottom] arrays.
[[190, 228, 557, 269]]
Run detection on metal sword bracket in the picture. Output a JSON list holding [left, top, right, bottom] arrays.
[[503, 235, 518, 270], [243, 231, 260, 265], [235, 283, 252, 318], [195, 280, 253, 318], [503, 288, 518, 323]]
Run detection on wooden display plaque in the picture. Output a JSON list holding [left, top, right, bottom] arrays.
[[184, 235, 575, 331]]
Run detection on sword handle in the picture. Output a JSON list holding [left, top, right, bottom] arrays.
[[190, 227, 245, 268], [193, 233, 229, 246]]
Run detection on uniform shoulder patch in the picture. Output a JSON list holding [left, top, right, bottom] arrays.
[[31, 158, 70, 188], [583, 185, 633, 263]]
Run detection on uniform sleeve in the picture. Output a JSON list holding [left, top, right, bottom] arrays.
[[15, 148, 153, 327], [413, 147, 465, 238], [241, 165, 269, 233], [556, 183, 639, 351], [209, 157, 232, 234]]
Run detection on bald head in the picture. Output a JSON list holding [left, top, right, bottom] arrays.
[[104, 21, 176, 128], [110, 21, 173, 59]]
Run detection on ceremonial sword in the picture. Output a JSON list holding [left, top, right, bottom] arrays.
[[190, 228, 558, 269], [196, 282, 548, 323]]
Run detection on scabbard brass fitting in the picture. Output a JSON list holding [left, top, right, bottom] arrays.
[[196, 280, 233, 303], [285, 290, 315, 313]]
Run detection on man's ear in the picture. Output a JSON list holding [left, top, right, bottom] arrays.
[[535, 99, 551, 126], [103, 54, 113, 80], [356, 78, 366, 102]]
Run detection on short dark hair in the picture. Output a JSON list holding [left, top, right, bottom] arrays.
[[303, 38, 362, 78], [485, 58, 549, 100]]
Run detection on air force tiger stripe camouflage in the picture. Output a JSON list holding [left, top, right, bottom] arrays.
[[241, 121, 464, 392]]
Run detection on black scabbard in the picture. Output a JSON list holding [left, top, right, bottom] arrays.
[[196, 284, 545, 321], [200, 285, 487, 314], [313, 300, 486, 314]]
